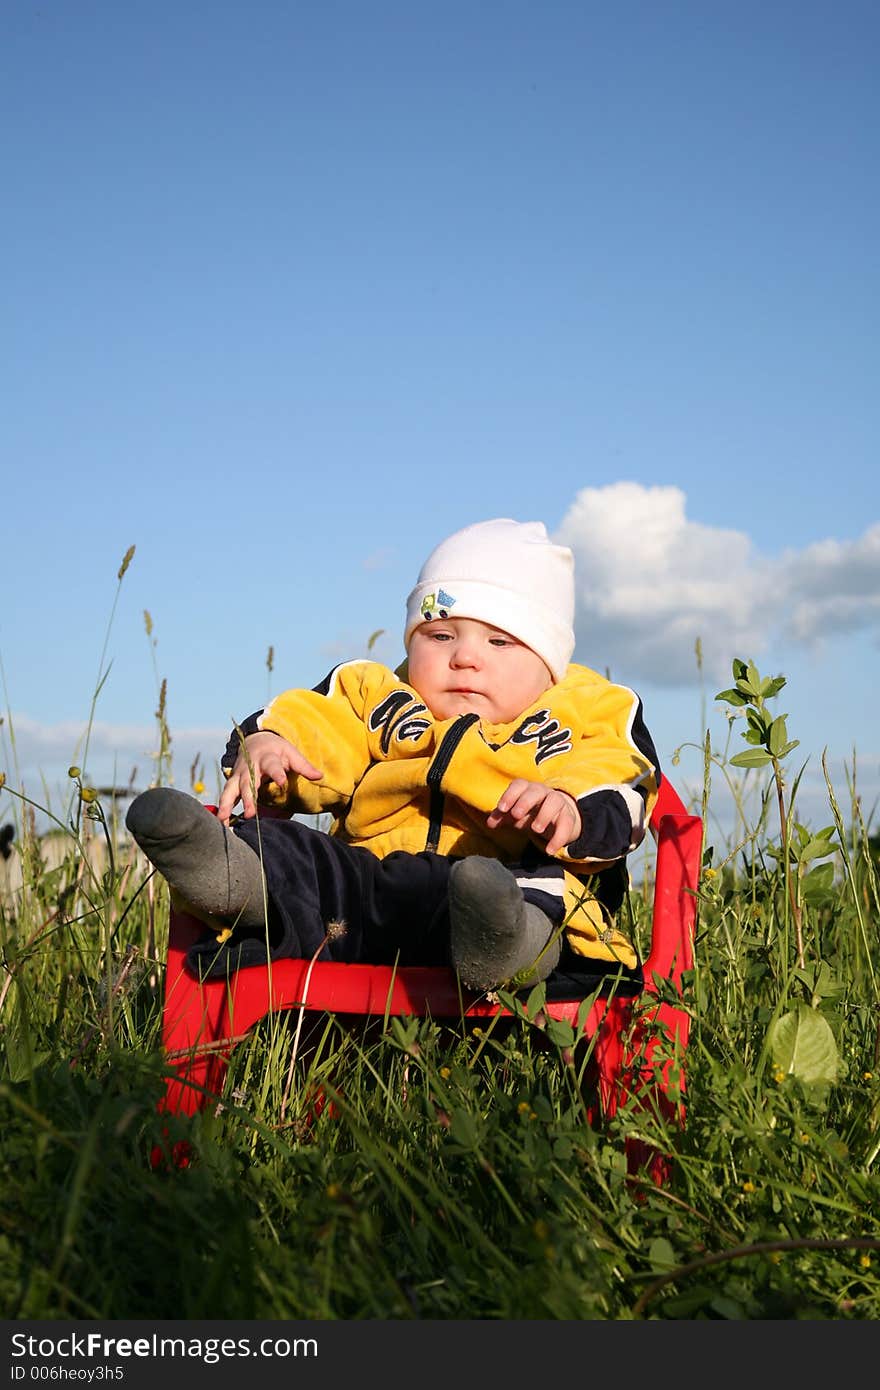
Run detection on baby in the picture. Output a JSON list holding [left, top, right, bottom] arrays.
[[127, 518, 660, 993]]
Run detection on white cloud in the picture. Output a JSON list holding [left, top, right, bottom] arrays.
[[780, 525, 880, 643], [555, 483, 880, 686]]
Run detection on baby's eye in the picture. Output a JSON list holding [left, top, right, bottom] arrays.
[[489, 636, 515, 647]]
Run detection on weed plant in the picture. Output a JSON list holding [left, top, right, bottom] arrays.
[[1, 562, 879, 1320]]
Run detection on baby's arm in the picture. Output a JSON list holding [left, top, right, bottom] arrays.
[[487, 779, 581, 856], [216, 731, 322, 825]]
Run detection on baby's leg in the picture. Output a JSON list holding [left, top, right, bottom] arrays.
[[126, 788, 267, 927], [449, 858, 561, 991]]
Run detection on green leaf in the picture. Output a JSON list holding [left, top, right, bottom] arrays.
[[768, 715, 789, 756], [545, 1016, 576, 1048], [715, 688, 749, 706], [576, 990, 602, 1033], [730, 749, 773, 768], [648, 1237, 677, 1271], [762, 675, 787, 699], [797, 836, 838, 864], [449, 1107, 479, 1148], [525, 983, 547, 1019], [794, 960, 845, 1004], [801, 862, 836, 903], [3, 1039, 51, 1083], [767, 1003, 840, 1085], [744, 660, 763, 695]]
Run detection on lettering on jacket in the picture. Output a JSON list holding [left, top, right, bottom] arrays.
[[369, 690, 431, 754], [510, 710, 573, 765]]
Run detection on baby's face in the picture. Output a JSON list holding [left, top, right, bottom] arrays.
[[407, 617, 553, 724]]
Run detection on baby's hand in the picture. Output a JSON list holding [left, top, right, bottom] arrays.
[[487, 779, 581, 856], [216, 731, 322, 825]]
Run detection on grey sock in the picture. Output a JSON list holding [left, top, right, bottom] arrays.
[[448, 857, 561, 992], [126, 787, 268, 928]]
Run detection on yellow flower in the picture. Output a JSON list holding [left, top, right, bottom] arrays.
[[439, 1067, 451, 1079], [863, 1072, 874, 1081], [67, 765, 81, 779], [800, 1132, 810, 1144], [773, 1066, 786, 1084], [193, 780, 205, 795], [860, 1253, 872, 1270], [517, 1101, 531, 1115], [703, 867, 717, 880], [326, 1183, 340, 1199], [80, 786, 98, 804], [742, 1180, 756, 1194]]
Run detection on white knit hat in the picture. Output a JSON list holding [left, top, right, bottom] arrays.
[[404, 518, 575, 683]]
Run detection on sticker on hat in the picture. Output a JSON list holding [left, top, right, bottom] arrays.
[[420, 589, 457, 621]]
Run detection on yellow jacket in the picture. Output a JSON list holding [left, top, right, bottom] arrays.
[[226, 660, 660, 966]]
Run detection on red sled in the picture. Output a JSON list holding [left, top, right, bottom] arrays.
[[152, 777, 701, 1185]]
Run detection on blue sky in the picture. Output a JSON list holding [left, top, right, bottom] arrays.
[[2, 0, 878, 843]]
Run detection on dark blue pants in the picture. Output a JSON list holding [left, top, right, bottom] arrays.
[[183, 816, 642, 1001], [186, 816, 454, 979]]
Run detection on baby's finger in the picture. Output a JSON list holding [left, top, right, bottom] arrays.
[[288, 750, 323, 781], [233, 771, 259, 819], [543, 803, 580, 854], [491, 778, 531, 816], [543, 821, 571, 855]]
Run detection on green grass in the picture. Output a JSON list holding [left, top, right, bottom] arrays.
[[1, 573, 879, 1319]]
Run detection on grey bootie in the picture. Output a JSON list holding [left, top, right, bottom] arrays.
[[448, 857, 561, 992], [126, 787, 268, 928]]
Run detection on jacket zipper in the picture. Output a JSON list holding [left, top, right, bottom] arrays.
[[424, 713, 479, 851]]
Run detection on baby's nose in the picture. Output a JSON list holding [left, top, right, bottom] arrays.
[[451, 639, 481, 666]]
